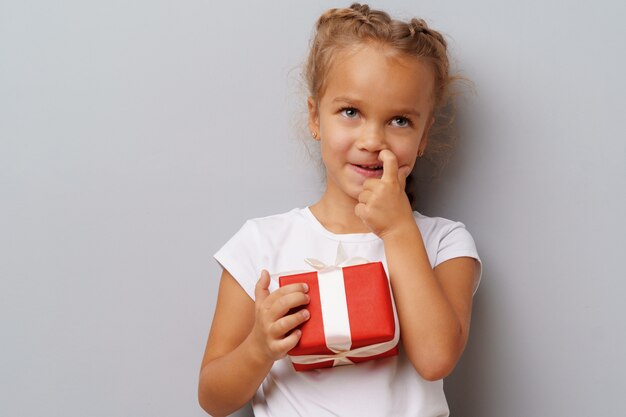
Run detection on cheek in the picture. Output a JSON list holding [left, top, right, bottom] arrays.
[[321, 139, 350, 168], [321, 124, 354, 152], [391, 141, 420, 164]]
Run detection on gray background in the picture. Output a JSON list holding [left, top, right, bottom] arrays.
[[1, 1, 625, 416]]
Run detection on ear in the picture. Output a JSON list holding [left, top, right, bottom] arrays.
[[307, 96, 320, 141], [418, 116, 435, 155]]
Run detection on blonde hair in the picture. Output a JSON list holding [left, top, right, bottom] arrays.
[[305, 3, 452, 110]]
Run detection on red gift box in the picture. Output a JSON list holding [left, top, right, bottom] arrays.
[[279, 261, 399, 371]]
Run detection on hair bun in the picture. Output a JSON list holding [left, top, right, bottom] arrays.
[[409, 18, 446, 46], [350, 3, 371, 16], [409, 18, 426, 36]]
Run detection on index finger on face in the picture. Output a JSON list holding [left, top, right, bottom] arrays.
[[379, 149, 399, 183]]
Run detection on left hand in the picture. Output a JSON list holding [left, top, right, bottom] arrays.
[[354, 149, 416, 237]]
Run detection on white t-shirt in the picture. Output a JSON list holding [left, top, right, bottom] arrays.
[[214, 207, 481, 417]]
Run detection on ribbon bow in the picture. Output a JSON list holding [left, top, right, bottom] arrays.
[[303, 242, 369, 272]]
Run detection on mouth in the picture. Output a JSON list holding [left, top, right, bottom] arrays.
[[351, 163, 383, 178], [355, 163, 383, 171]]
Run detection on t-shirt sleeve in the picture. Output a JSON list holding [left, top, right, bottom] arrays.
[[214, 220, 262, 300], [435, 221, 482, 294]]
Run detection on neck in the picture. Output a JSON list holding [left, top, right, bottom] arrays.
[[310, 187, 371, 234]]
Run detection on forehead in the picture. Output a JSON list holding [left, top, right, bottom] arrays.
[[320, 43, 435, 110]]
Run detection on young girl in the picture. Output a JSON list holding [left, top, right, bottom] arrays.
[[198, 3, 481, 416]]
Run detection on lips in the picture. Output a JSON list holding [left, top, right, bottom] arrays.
[[351, 163, 383, 178]]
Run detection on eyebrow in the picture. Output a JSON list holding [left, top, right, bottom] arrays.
[[331, 96, 422, 118]]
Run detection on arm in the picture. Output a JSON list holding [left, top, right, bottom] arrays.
[[198, 269, 309, 416], [383, 227, 478, 380], [355, 149, 479, 380]]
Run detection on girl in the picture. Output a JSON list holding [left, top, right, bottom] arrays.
[[198, 3, 481, 417]]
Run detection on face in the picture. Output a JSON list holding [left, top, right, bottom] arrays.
[[308, 43, 436, 203]]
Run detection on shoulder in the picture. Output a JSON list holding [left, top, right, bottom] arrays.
[[224, 207, 313, 253], [244, 207, 304, 228], [214, 208, 308, 300], [413, 211, 480, 268], [240, 207, 307, 238], [413, 211, 469, 239]]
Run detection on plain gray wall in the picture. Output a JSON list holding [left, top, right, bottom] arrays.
[[1, 1, 625, 416]]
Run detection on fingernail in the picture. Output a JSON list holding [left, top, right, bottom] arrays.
[[302, 283, 309, 292], [302, 309, 310, 319]]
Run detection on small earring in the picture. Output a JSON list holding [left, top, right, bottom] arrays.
[[418, 149, 425, 157], [311, 131, 318, 139]]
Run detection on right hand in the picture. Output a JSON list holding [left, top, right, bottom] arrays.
[[251, 270, 310, 362]]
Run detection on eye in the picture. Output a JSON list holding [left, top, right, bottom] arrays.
[[340, 107, 359, 119], [390, 116, 411, 128]]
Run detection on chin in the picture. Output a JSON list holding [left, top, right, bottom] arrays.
[[346, 187, 363, 203]]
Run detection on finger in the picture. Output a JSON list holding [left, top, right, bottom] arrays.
[[270, 309, 310, 338], [362, 178, 377, 190], [254, 270, 271, 304], [275, 282, 309, 295], [379, 149, 399, 183], [268, 282, 309, 306], [269, 291, 310, 319], [398, 165, 412, 190], [274, 329, 302, 355], [358, 189, 372, 204], [354, 202, 367, 220]]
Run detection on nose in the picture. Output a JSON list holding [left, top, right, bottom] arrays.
[[355, 123, 387, 152]]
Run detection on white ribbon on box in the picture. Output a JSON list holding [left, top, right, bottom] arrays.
[[276, 243, 400, 368]]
